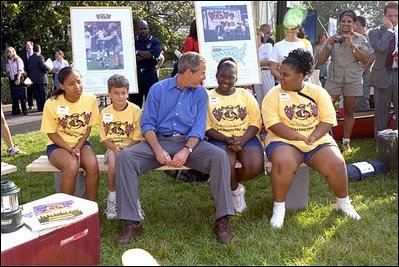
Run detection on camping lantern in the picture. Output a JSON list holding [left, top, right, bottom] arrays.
[[1, 180, 23, 233]]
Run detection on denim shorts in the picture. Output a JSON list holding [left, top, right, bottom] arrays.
[[207, 136, 263, 150], [46, 140, 91, 157], [265, 141, 335, 164]]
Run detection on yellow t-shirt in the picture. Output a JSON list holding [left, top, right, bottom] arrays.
[[206, 88, 262, 136], [41, 93, 100, 147], [262, 82, 337, 152], [100, 101, 144, 147]]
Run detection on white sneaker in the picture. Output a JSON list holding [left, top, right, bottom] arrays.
[[137, 198, 145, 220], [232, 183, 247, 213], [105, 198, 117, 220], [335, 200, 361, 220], [6, 146, 22, 155], [270, 205, 286, 229]]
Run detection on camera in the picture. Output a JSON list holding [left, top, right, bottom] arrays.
[[336, 36, 344, 44]]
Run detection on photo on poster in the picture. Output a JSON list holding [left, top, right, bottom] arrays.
[[84, 21, 123, 70], [195, 1, 260, 88], [70, 7, 137, 94], [202, 5, 250, 42]]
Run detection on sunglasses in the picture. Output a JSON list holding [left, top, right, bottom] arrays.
[[283, 26, 300, 30]]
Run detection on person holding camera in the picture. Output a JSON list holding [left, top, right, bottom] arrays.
[[317, 10, 370, 153], [5, 46, 28, 116]]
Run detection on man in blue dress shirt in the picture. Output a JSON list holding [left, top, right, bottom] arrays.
[[115, 52, 234, 245]]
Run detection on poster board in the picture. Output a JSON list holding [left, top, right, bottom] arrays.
[[70, 7, 137, 94], [328, 17, 337, 37], [195, 1, 260, 88], [302, 10, 317, 44]]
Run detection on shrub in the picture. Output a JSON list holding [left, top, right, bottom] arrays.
[[1, 75, 55, 104], [1, 77, 11, 104], [159, 67, 173, 80]]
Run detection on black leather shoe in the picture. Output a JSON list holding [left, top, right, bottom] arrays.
[[214, 216, 232, 244], [117, 220, 143, 244]]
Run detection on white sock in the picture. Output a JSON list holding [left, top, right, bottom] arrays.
[[232, 183, 242, 193], [108, 190, 116, 201], [273, 201, 286, 209], [270, 201, 286, 229], [342, 138, 350, 144], [336, 196, 350, 205]]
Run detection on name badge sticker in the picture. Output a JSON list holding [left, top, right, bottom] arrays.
[[103, 113, 114, 123], [209, 97, 219, 105], [57, 105, 69, 115], [279, 93, 290, 101]]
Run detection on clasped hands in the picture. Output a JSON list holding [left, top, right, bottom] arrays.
[[298, 134, 317, 146], [227, 135, 243, 152], [70, 147, 81, 163], [156, 147, 188, 168]]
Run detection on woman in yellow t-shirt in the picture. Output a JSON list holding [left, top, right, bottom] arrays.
[[206, 57, 264, 213], [262, 49, 361, 229], [41, 66, 100, 201]]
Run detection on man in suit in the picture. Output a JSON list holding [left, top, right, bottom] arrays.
[[369, 1, 398, 136], [20, 41, 34, 109], [28, 44, 51, 112]]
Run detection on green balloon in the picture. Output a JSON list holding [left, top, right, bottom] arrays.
[[283, 7, 308, 29]]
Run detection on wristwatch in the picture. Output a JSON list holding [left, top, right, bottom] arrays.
[[184, 145, 193, 153]]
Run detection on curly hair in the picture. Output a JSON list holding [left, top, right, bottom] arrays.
[[281, 48, 314, 76]]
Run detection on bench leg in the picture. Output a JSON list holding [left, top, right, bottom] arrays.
[[54, 171, 86, 198], [285, 165, 309, 210]]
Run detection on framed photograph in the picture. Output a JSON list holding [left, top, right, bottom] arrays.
[[195, 1, 260, 88], [70, 7, 137, 94]]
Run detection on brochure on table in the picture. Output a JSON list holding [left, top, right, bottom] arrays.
[[22, 193, 98, 233]]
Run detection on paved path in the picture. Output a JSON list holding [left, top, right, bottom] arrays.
[[2, 104, 42, 135]]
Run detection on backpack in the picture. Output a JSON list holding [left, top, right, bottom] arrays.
[[164, 169, 210, 183]]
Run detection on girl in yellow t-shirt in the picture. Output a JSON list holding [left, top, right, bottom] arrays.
[[262, 49, 361, 229], [206, 57, 264, 213], [41, 66, 100, 201]]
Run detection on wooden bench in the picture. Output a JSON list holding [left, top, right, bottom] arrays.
[[1, 162, 17, 176], [26, 155, 309, 210]]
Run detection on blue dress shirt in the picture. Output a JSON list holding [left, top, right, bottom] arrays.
[[141, 76, 208, 140]]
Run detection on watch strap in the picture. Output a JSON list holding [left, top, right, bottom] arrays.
[[184, 145, 192, 153]]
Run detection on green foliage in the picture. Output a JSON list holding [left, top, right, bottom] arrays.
[[1, 76, 10, 104], [159, 67, 172, 80], [303, 1, 386, 35], [1, 75, 55, 104], [1, 1, 193, 67], [1, 130, 398, 266]]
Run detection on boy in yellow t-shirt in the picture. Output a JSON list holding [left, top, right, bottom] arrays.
[[100, 74, 144, 219]]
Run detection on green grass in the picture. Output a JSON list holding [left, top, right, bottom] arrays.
[[1, 126, 398, 266]]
